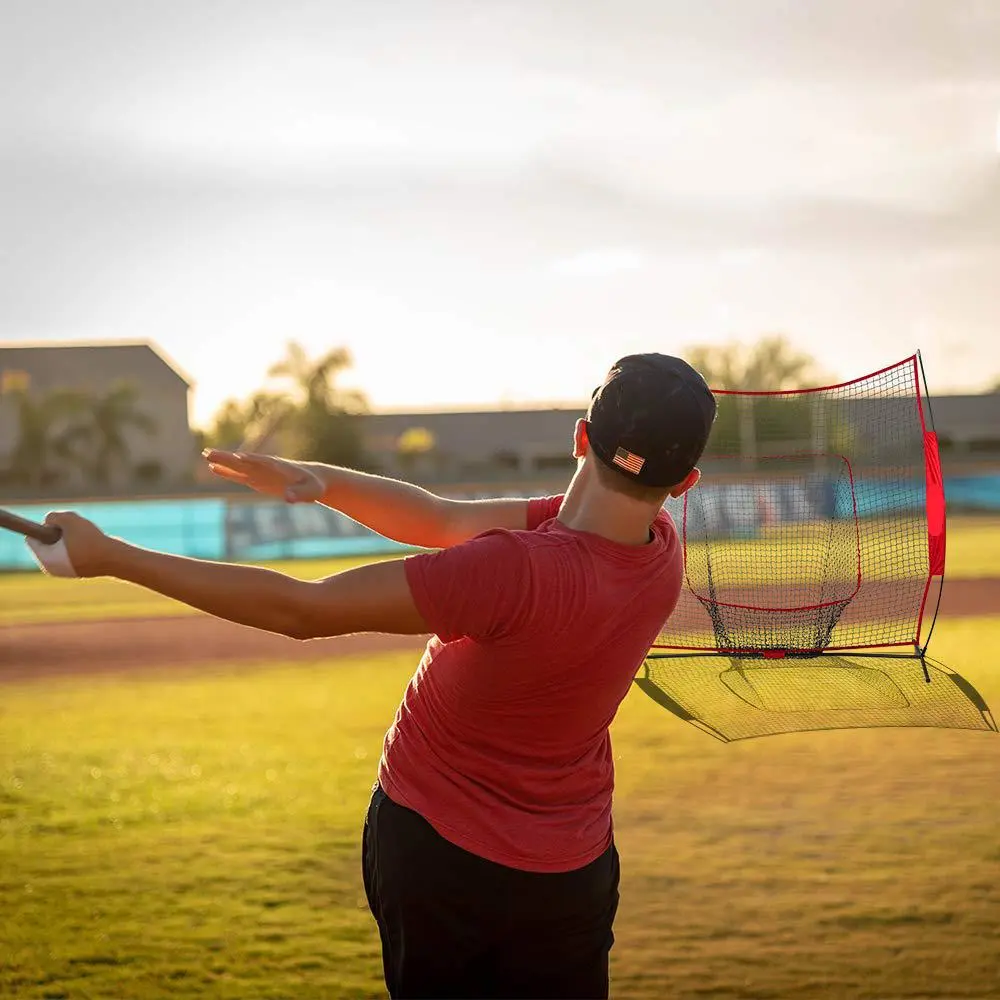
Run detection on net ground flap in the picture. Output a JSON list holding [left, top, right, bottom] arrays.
[[654, 357, 936, 654], [636, 655, 998, 743]]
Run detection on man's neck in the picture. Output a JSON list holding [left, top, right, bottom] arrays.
[[557, 466, 659, 547]]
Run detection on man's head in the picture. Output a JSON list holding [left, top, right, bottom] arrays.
[[579, 353, 717, 503]]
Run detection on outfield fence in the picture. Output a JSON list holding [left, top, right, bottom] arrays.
[[2, 473, 1000, 572]]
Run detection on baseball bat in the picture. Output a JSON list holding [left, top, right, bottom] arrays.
[[0, 508, 63, 545]]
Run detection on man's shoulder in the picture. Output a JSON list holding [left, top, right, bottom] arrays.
[[653, 505, 680, 539], [651, 508, 684, 577], [525, 494, 565, 531]]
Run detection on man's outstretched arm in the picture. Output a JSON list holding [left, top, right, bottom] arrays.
[[303, 463, 529, 548], [46, 511, 429, 640], [204, 450, 529, 549]]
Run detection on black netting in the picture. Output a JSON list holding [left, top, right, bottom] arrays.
[[635, 655, 997, 742], [657, 358, 932, 653]]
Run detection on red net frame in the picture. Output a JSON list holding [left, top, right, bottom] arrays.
[[631, 355, 999, 741], [651, 354, 947, 658]]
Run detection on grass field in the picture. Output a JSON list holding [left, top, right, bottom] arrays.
[[2, 618, 998, 999], [3, 517, 1000, 628]]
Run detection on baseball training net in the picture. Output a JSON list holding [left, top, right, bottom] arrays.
[[637, 354, 997, 741]]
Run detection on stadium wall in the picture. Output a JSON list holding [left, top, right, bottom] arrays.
[[3, 472, 1000, 572]]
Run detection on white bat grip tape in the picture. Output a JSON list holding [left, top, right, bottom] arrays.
[[26, 536, 78, 579]]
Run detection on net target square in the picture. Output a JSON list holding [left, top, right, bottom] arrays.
[[682, 454, 861, 654]]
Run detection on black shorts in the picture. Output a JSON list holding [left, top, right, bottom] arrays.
[[362, 783, 620, 999]]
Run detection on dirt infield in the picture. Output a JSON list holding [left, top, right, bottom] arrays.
[[1, 577, 998, 683], [0, 617, 428, 683]]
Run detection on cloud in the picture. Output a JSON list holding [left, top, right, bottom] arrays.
[[550, 248, 646, 277], [2, 0, 999, 408]]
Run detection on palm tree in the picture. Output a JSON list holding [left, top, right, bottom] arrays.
[[203, 391, 294, 452], [267, 341, 367, 413], [266, 341, 369, 466], [684, 336, 829, 463], [86, 382, 157, 486], [684, 335, 820, 391], [4, 388, 91, 489]]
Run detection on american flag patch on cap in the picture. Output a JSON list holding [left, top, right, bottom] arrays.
[[612, 447, 645, 474]]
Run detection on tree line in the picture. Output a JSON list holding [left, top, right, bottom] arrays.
[[8, 333, 945, 495], [198, 335, 837, 472], [0, 341, 373, 496], [0, 382, 158, 491], [686, 335, 838, 457], [198, 340, 371, 469]]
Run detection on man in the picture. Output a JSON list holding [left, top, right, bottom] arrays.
[[40, 353, 716, 999]]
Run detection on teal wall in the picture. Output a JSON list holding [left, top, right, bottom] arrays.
[[2, 475, 999, 571]]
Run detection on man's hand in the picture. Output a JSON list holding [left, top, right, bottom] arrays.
[[42, 511, 122, 578], [203, 450, 324, 503]]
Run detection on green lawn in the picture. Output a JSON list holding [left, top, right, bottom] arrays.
[[2, 618, 998, 999], [3, 517, 1000, 628]]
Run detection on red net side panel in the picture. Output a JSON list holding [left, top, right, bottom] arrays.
[[654, 357, 935, 653]]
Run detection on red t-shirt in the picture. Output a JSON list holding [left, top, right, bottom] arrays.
[[377, 494, 684, 873]]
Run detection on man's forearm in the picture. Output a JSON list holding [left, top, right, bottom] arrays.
[[104, 541, 313, 638], [295, 464, 454, 547]]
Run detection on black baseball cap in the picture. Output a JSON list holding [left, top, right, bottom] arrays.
[[585, 353, 717, 488]]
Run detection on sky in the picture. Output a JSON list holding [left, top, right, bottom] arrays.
[[2, 0, 999, 427]]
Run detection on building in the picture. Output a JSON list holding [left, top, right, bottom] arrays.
[[362, 406, 584, 484], [930, 394, 1000, 456], [361, 392, 1000, 486], [0, 340, 198, 494]]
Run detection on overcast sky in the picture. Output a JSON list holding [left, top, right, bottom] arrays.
[[2, 0, 998, 426]]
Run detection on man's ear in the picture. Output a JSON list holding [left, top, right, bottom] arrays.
[[667, 467, 701, 498], [573, 418, 589, 459]]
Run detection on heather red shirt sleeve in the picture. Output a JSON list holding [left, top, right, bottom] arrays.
[[526, 495, 564, 530], [404, 531, 533, 643]]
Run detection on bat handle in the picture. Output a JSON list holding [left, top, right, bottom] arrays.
[[0, 510, 64, 545], [32, 524, 64, 545]]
